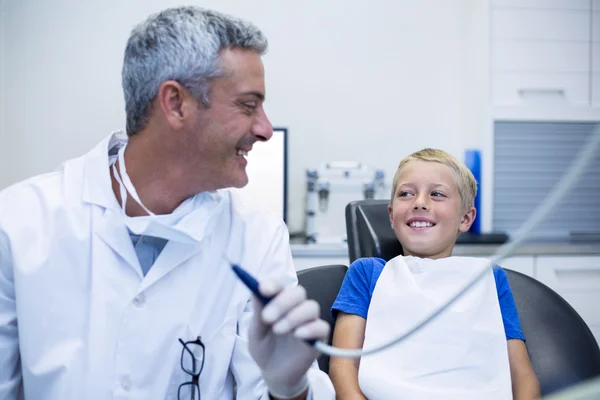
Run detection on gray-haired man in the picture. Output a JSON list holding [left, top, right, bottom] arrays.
[[0, 6, 334, 399]]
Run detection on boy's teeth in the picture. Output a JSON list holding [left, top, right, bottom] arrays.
[[236, 149, 248, 156], [410, 221, 433, 228]]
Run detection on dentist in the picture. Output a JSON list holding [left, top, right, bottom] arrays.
[[0, 6, 333, 400]]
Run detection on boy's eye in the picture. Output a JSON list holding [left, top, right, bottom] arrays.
[[398, 191, 413, 197], [431, 191, 445, 197]]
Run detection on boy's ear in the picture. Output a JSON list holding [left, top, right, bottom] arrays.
[[459, 207, 477, 233], [388, 203, 394, 227]]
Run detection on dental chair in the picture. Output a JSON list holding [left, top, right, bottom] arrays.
[[297, 264, 348, 374], [344, 199, 600, 396]]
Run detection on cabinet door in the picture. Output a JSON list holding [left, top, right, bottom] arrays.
[[492, 0, 589, 9], [498, 256, 535, 277], [491, 2, 592, 108], [493, 41, 588, 74], [593, 11, 600, 106], [492, 72, 589, 107], [493, 8, 589, 41], [536, 256, 600, 344]]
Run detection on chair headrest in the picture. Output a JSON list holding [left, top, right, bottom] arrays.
[[346, 200, 403, 263], [345, 200, 510, 263]]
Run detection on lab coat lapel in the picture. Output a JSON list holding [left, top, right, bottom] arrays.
[[95, 207, 142, 276], [83, 132, 141, 274], [139, 196, 233, 292], [139, 241, 203, 292]]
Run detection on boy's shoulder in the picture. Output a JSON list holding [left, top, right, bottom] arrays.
[[349, 257, 387, 273], [491, 265, 510, 286]]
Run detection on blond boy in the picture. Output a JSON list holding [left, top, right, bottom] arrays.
[[329, 148, 540, 399]]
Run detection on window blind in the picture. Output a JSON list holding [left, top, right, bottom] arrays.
[[493, 121, 600, 241]]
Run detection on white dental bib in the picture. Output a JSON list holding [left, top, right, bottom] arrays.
[[358, 255, 512, 400]]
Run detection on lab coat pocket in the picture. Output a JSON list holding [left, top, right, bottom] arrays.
[[168, 316, 238, 399], [200, 316, 238, 392]]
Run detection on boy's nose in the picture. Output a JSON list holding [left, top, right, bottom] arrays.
[[413, 195, 430, 210]]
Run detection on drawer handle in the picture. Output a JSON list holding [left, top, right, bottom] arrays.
[[518, 88, 565, 98], [555, 269, 600, 285]]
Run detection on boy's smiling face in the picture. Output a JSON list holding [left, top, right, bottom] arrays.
[[388, 160, 476, 259]]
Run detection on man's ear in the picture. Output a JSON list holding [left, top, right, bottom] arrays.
[[156, 80, 196, 130], [459, 207, 477, 233]]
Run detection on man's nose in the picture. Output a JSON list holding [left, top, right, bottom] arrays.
[[251, 105, 273, 142]]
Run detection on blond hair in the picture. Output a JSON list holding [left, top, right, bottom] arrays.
[[390, 148, 477, 213]]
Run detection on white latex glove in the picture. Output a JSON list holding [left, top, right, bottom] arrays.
[[248, 279, 330, 399]]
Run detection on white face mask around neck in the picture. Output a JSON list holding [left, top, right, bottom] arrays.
[[111, 144, 223, 245]]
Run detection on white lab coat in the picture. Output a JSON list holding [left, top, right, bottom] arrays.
[[0, 132, 334, 400]]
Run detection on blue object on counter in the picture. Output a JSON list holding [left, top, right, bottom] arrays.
[[464, 149, 481, 234]]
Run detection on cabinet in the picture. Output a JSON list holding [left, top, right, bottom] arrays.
[[490, 0, 599, 118], [491, 0, 589, 9], [536, 256, 600, 344], [593, 4, 600, 105], [496, 256, 535, 277]]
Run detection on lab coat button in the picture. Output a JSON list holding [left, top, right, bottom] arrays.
[[121, 376, 132, 391], [133, 294, 146, 307]]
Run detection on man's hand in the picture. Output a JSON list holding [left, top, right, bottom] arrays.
[[248, 279, 330, 399]]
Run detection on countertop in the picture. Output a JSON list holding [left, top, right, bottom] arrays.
[[290, 240, 600, 258]]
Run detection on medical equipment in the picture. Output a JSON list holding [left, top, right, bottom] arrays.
[[231, 264, 316, 346], [305, 162, 386, 243]]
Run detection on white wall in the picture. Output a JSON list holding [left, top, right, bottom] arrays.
[[0, 0, 7, 187], [0, 0, 491, 233]]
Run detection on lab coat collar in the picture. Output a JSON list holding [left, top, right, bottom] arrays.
[[95, 204, 210, 286], [82, 130, 127, 209], [81, 131, 222, 209], [81, 131, 232, 281]]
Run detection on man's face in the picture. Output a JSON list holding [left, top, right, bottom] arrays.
[[388, 161, 474, 259], [185, 48, 272, 189]]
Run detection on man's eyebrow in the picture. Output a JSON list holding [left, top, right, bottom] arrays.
[[240, 91, 265, 101]]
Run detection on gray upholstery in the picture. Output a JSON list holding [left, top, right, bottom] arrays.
[[344, 199, 600, 396], [505, 268, 600, 395], [297, 264, 348, 374], [345, 199, 402, 263]]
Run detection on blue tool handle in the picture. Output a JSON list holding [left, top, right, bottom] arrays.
[[232, 264, 273, 305], [231, 264, 316, 346]]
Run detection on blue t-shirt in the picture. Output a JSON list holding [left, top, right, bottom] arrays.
[[331, 257, 525, 341]]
